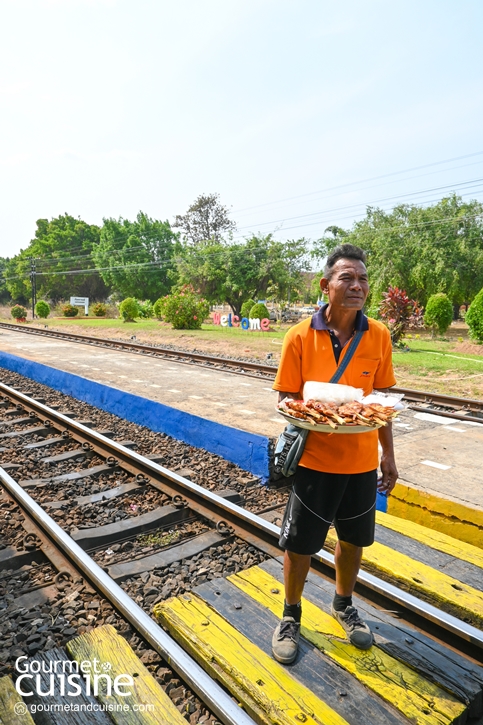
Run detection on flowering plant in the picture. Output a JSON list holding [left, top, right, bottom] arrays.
[[379, 286, 423, 344], [158, 285, 209, 330]]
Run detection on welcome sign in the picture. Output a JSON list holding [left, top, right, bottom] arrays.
[[212, 312, 270, 331]]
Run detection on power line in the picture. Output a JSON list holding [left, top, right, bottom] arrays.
[[233, 150, 483, 214]]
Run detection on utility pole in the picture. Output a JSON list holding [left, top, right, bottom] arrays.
[[30, 258, 37, 319]]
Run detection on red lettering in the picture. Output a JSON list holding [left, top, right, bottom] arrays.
[[212, 313, 221, 325], [261, 318, 270, 331], [232, 315, 240, 327]]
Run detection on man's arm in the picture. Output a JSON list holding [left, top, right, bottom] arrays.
[[374, 387, 398, 494], [278, 391, 302, 404]]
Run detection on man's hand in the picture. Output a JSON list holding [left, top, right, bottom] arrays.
[[378, 451, 398, 494]]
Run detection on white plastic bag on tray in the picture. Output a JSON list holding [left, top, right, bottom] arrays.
[[361, 391, 405, 410], [303, 381, 364, 405]]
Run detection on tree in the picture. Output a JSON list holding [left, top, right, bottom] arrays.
[[174, 234, 309, 316], [92, 212, 179, 301], [424, 293, 453, 335], [4, 214, 108, 304], [0, 258, 11, 304], [173, 193, 236, 244], [313, 195, 483, 309]]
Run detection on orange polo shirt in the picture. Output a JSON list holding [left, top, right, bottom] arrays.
[[273, 310, 396, 474]]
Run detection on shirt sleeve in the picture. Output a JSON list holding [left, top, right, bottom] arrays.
[[273, 329, 304, 394], [373, 326, 397, 389]]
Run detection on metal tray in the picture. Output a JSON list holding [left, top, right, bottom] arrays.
[[277, 408, 383, 433]]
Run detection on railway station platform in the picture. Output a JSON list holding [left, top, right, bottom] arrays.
[[0, 326, 482, 540]]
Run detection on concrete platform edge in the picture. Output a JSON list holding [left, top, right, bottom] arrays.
[[0, 351, 271, 481]]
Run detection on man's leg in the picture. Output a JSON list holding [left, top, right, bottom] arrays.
[[334, 540, 362, 596], [284, 549, 311, 605]]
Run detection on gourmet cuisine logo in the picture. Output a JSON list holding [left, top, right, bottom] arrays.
[[15, 656, 132, 698]]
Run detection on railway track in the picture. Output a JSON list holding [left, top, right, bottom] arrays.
[[1, 320, 482, 424], [1, 379, 483, 724]]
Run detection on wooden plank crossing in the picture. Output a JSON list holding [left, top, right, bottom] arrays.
[[155, 559, 483, 724], [67, 624, 187, 725], [324, 510, 483, 627], [0, 676, 35, 725]]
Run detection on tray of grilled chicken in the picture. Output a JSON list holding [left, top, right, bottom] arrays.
[[277, 398, 400, 433]]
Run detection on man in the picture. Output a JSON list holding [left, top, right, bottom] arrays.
[[272, 243, 398, 664]]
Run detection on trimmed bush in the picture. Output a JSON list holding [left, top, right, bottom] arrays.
[[240, 299, 256, 318], [11, 305, 27, 321], [91, 302, 107, 317], [161, 285, 209, 330], [249, 302, 269, 320], [424, 293, 453, 335], [35, 300, 50, 319], [466, 288, 483, 342], [137, 300, 154, 319], [119, 297, 139, 322], [62, 304, 79, 317], [153, 297, 164, 320]]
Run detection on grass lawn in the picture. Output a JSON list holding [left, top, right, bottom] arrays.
[[2, 315, 482, 400]]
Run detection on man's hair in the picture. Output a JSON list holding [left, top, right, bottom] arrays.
[[323, 243, 367, 280]]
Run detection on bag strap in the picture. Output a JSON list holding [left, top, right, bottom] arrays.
[[328, 329, 364, 384]]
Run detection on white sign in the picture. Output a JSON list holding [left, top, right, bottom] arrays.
[[70, 297, 89, 314]]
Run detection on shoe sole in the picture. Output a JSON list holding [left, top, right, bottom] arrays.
[[272, 649, 298, 664]]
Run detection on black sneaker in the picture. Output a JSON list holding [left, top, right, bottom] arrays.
[[271, 616, 300, 664], [331, 605, 373, 649]]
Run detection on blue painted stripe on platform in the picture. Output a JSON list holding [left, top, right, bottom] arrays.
[[376, 490, 388, 513], [0, 351, 270, 480]]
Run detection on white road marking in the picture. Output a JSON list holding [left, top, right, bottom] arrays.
[[239, 382, 252, 386], [239, 409, 256, 415], [189, 395, 203, 399], [118, 375, 128, 378], [270, 417, 284, 423], [214, 402, 228, 407], [168, 389, 181, 393], [444, 426, 467, 432], [151, 384, 162, 388], [414, 412, 461, 425], [420, 460, 451, 470], [263, 387, 275, 392], [394, 422, 412, 428], [132, 379, 145, 382]]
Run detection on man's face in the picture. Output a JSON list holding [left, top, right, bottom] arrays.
[[320, 258, 369, 310]]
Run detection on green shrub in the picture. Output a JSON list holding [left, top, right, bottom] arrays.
[[240, 299, 256, 318], [62, 304, 79, 317], [137, 300, 154, 319], [11, 305, 27, 321], [161, 285, 209, 330], [91, 302, 107, 317], [119, 297, 139, 322], [35, 300, 50, 319], [466, 288, 483, 342], [424, 293, 453, 335], [153, 297, 165, 319], [249, 302, 269, 320]]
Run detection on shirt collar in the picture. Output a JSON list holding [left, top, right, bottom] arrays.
[[310, 303, 369, 332]]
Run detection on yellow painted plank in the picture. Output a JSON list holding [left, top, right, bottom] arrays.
[[388, 482, 483, 550], [376, 510, 483, 568], [229, 566, 466, 725], [66, 624, 186, 725], [325, 528, 483, 626], [0, 676, 35, 725], [154, 594, 350, 725]]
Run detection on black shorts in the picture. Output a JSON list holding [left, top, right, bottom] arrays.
[[279, 466, 377, 555]]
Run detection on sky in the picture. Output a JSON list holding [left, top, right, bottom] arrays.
[[1, 0, 483, 258]]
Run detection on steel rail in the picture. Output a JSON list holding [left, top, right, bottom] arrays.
[[1, 322, 483, 416], [0, 464, 258, 725], [1, 382, 482, 651]]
